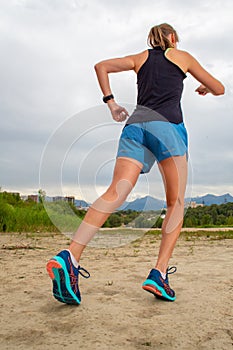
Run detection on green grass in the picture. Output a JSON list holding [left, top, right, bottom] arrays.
[[146, 229, 233, 240]]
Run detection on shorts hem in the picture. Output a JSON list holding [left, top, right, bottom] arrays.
[[157, 151, 188, 163]]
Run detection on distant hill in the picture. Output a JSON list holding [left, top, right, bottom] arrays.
[[74, 199, 90, 208], [120, 196, 165, 211], [71, 193, 233, 212], [119, 193, 233, 212], [187, 193, 233, 206]]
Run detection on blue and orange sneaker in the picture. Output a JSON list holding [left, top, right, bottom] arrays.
[[46, 250, 90, 305], [142, 266, 177, 302]]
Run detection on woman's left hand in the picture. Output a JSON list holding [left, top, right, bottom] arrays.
[[195, 84, 210, 96]]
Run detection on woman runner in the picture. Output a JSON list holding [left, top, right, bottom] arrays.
[[46, 23, 224, 304]]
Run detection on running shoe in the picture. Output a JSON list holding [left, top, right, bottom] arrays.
[[46, 250, 90, 305], [142, 266, 177, 301]]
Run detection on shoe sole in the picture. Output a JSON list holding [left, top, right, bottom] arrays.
[[46, 257, 81, 305], [142, 279, 176, 302]]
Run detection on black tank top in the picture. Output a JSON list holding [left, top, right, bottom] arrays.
[[127, 47, 187, 125]]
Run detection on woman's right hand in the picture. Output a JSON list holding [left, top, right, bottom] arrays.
[[107, 101, 129, 122]]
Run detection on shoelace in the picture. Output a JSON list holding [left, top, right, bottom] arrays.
[[166, 266, 177, 275], [78, 266, 91, 279], [163, 266, 177, 296]]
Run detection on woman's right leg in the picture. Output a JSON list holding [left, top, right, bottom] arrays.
[[69, 157, 142, 262], [46, 157, 142, 305]]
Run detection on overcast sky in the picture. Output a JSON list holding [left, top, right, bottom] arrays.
[[0, 0, 232, 203]]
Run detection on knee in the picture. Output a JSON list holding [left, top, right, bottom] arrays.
[[104, 180, 132, 204], [90, 179, 133, 214], [163, 196, 185, 233], [104, 186, 128, 204], [104, 187, 119, 202], [166, 195, 184, 209]]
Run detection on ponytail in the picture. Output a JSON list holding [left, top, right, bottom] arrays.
[[148, 23, 179, 50]]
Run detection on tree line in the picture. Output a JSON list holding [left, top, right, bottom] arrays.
[[183, 203, 233, 227]]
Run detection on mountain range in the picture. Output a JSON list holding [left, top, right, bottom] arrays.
[[75, 193, 233, 212]]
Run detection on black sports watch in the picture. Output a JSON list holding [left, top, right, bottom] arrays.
[[103, 94, 114, 103]]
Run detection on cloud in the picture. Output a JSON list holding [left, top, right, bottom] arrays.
[[0, 0, 232, 201]]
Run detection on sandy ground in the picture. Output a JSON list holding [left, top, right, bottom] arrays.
[[0, 230, 233, 350]]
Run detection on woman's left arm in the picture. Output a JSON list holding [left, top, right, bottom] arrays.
[[185, 52, 225, 96]]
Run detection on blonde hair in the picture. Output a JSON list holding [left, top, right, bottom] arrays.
[[147, 23, 179, 50]]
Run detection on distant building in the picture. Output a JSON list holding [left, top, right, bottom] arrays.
[[185, 201, 204, 209], [27, 194, 39, 203], [53, 196, 65, 202], [52, 196, 75, 205], [65, 196, 75, 205]]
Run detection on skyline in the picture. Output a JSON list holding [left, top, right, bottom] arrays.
[[2, 187, 233, 204], [0, 0, 233, 203]]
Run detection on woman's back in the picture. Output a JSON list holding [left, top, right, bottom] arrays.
[[135, 47, 187, 124]]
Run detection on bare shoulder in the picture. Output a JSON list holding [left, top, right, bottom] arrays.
[[165, 48, 192, 73], [168, 48, 192, 60], [127, 50, 148, 63], [167, 48, 224, 94], [127, 50, 149, 73]]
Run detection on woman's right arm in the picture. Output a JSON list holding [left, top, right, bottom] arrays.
[[94, 56, 136, 122], [186, 53, 225, 96], [94, 51, 148, 122]]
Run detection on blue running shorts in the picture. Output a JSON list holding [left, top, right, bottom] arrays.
[[116, 121, 188, 173]]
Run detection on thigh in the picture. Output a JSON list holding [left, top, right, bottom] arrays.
[[158, 155, 188, 205], [111, 157, 143, 188]]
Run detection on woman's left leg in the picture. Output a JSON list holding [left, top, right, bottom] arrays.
[[155, 154, 188, 274]]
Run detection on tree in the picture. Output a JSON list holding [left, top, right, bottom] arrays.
[[211, 206, 218, 225], [154, 216, 163, 228], [107, 214, 122, 227], [201, 214, 212, 226], [216, 214, 227, 226], [227, 216, 233, 226], [38, 189, 46, 203], [0, 202, 15, 231]]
